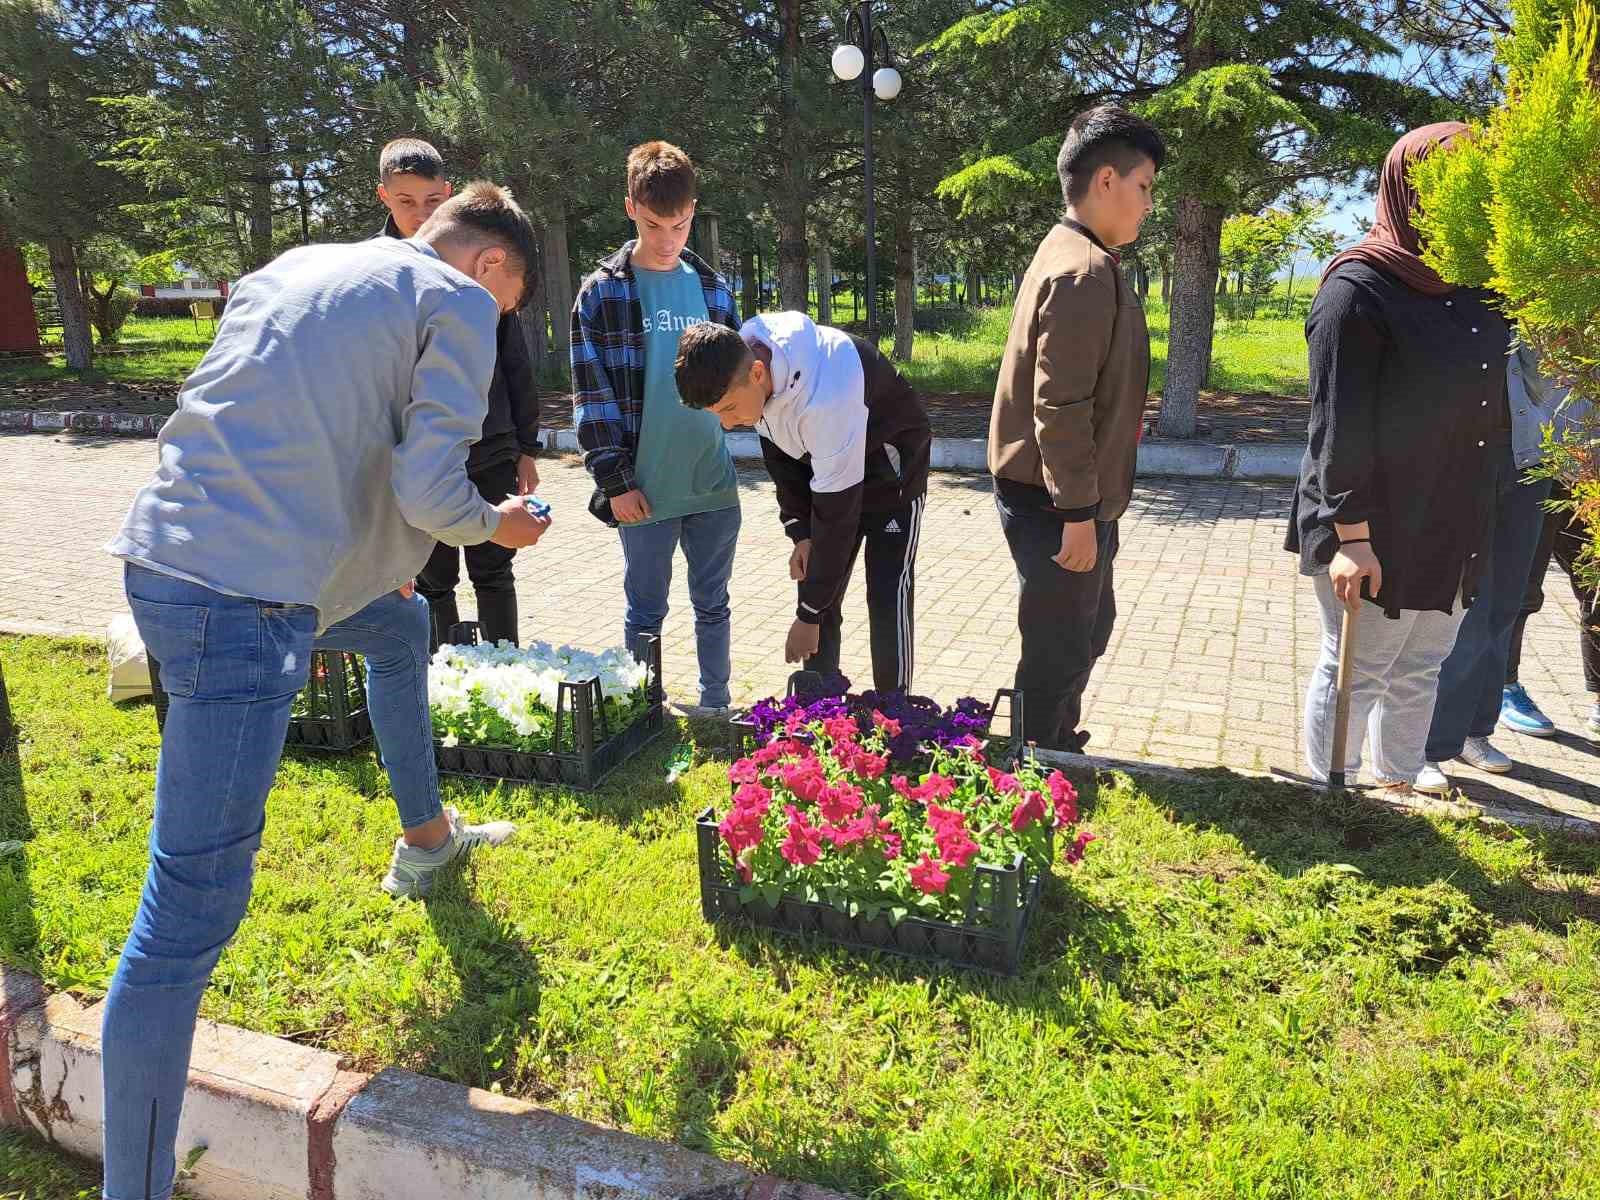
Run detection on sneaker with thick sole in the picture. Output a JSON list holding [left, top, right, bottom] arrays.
[[1499, 684, 1556, 737], [1587, 702, 1600, 738], [381, 806, 516, 900], [1414, 762, 1451, 795], [672, 701, 732, 721], [1458, 736, 1514, 774]]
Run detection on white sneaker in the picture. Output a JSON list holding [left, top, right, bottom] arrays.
[[1458, 736, 1513, 774], [1414, 762, 1451, 795], [381, 807, 516, 900], [672, 701, 732, 721], [1587, 702, 1600, 739]]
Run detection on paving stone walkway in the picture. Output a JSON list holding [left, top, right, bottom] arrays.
[[3, 430, 1595, 828]]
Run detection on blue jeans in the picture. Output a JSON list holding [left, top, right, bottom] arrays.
[[102, 564, 441, 1200], [1425, 447, 1553, 762], [618, 504, 740, 708]]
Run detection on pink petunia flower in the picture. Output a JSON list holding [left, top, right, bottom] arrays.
[[1010, 790, 1049, 832], [818, 781, 865, 824], [780, 804, 824, 867], [728, 758, 760, 784], [872, 710, 903, 738], [1063, 831, 1096, 865], [987, 766, 1023, 795], [1048, 770, 1079, 826], [909, 853, 951, 894]]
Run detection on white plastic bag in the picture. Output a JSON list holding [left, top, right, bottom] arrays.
[[108, 612, 152, 703]]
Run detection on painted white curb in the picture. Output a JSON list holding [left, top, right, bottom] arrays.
[[546, 428, 1301, 480], [0, 964, 854, 1200]]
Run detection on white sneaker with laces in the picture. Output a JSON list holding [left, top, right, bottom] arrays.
[[1414, 762, 1451, 795], [381, 806, 516, 900], [1458, 736, 1513, 774]]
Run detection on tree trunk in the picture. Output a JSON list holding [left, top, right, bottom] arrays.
[[964, 262, 980, 307], [1160, 261, 1171, 305], [542, 210, 574, 353], [740, 248, 757, 320], [46, 236, 92, 369], [815, 240, 832, 323], [893, 217, 914, 362], [297, 173, 311, 245], [775, 0, 809, 310], [247, 125, 275, 270], [518, 263, 550, 390], [1158, 197, 1225, 439]]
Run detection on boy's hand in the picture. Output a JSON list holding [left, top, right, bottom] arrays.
[[785, 618, 821, 663], [516, 454, 539, 495], [611, 489, 653, 524], [399, 580, 416, 600], [488, 496, 552, 548], [1054, 520, 1098, 572], [789, 539, 812, 581]]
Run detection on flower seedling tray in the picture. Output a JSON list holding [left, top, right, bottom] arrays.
[[695, 804, 1049, 975], [432, 629, 665, 792], [148, 649, 372, 752]]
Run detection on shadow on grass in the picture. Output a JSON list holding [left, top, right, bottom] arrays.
[[394, 873, 542, 1093], [1100, 766, 1600, 931], [0, 652, 41, 979], [662, 1007, 898, 1194]]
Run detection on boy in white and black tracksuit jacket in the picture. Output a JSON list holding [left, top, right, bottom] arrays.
[[675, 311, 931, 691]]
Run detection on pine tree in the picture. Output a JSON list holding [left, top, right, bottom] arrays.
[[0, 0, 140, 367], [929, 0, 1458, 437]]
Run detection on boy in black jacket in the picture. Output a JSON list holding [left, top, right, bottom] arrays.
[[376, 137, 542, 647], [676, 312, 930, 692]]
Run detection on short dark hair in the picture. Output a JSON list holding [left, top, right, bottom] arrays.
[[627, 141, 698, 215], [1056, 106, 1166, 205], [675, 323, 753, 409], [379, 137, 446, 182], [417, 180, 541, 308]]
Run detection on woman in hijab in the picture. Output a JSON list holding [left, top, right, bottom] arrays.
[[1287, 122, 1512, 795]]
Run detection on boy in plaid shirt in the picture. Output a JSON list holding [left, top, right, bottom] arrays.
[[571, 141, 741, 715]]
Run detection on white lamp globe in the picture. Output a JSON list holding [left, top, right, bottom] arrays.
[[872, 66, 903, 100], [832, 43, 865, 81]]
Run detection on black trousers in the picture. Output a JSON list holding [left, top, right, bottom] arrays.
[[806, 497, 923, 693], [417, 458, 520, 647], [995, 491, 1118, 751], [1506, 481, 1600, 693]]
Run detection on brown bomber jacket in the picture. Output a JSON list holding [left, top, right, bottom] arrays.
[[988, 220, 1150, 522]]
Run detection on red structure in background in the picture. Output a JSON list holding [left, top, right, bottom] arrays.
[[0, 235, 42, 354]]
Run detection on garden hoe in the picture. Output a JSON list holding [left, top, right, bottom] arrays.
[[1271, 606, 1361, 797]]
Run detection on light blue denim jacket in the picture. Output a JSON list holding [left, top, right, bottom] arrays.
[[108, 238, 502, 630], [1510, 341, 1591, 469]]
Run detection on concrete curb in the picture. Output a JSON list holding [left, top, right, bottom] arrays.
[[0, 963, 853, 1200], [1031, 747, 1600, 837], [0, 410, 1305, 480]]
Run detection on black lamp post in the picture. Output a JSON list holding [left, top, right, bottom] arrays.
[[832, 3, 902, 344]]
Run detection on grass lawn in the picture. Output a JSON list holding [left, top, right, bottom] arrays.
[[4, 633, 1600, 1197], [0, 1129, 121, 1200], [0, 305, 1310, 411], [885, 303, 1309, 398]]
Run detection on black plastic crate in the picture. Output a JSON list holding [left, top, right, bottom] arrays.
[[695, 805, 1049, 975], [433, 630, 665, 792], [147, 649, 372, 752]]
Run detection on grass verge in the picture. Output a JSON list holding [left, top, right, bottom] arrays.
[[3, 634, 1599, 1198]]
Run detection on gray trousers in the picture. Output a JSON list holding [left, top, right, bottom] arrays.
[[1303, 574, 1465, 784]]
